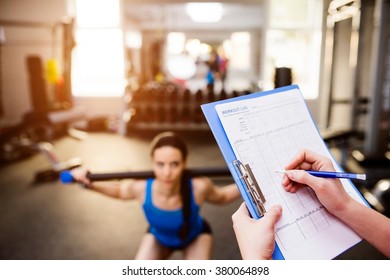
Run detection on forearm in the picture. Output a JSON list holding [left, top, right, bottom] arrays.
[[88, 181, 122, 198], [335, 199, 390, 258], [219, 183, 241, 204]]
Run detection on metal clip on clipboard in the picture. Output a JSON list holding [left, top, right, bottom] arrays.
[[233, 160, 267, 217]]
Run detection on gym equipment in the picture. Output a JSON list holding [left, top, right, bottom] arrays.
[[219, 88, 228, 100], [194, 89, 203, 102], [320, 0, 390, 218], [182, 88, 191, 103], [360, 179, 390, 216], [125, 81, 253, 131], [0, 137, 82, 183], [60, 166, 231, 184], [323, 0, 389, 165], [321, 129, 357, 169], [274, 67, 292, 88], [357, 0, 390, 166], [1, 52, 84, 180], [27, 140, 82, 183], [207, 88, 216, 103], [0, 18, 83, 166]]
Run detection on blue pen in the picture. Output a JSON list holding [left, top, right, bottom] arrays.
[[276, 170, 366, 180]]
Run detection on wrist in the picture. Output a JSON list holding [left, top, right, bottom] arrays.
[[331, 196, 356, 220], [81, 182, 93, 190]]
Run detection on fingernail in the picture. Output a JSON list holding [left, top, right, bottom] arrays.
[[273, 205, 281, 212]]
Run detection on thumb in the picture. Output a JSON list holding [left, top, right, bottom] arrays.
[[232, 202, 250, 223], [264, 204, 282, 225]]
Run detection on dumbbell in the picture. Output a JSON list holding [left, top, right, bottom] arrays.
[[60, 167, 231, 184]]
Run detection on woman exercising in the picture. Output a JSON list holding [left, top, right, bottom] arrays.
[[71, 132, 240, 260]]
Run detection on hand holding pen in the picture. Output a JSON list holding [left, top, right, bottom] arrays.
[[280, 149, 390, 258], [280, 149, 355, 216]]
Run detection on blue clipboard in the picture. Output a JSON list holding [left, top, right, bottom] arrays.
[[201, 85, 291, 260], [201, 84, 369, 260]]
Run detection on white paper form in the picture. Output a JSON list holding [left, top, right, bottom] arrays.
[[216, 88, 365, 259]]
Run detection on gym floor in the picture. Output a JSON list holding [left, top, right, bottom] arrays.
[[0, 131, 387, 260]]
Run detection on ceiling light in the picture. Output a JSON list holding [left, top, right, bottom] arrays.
[[186, 2, 223, 23]]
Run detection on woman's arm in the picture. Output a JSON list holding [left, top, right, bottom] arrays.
[[87, 180, 139, 200], [334, 198, 390, 258], [71, 167, 140, 200], [199, 177, 241, 205]]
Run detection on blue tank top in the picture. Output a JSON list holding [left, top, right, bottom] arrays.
[[142, 178, 204, 249]]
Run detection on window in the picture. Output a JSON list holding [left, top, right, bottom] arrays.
[[230, 32, 251, 71], [72, 0, 125, 97], [264, 0, 323, 99]]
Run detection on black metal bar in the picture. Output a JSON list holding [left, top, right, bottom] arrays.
[[87, 167, 231, 181]]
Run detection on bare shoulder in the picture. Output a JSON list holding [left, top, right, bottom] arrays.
[[121, 179, 147, 200]]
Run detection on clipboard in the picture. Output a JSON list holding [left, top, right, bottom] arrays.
[[201, 85, 369, 260], [201, 86, 288, 259]]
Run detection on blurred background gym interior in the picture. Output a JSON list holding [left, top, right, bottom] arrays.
[[0, 0, 389, 259]]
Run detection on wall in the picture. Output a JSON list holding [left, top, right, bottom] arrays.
[[0, 0, 69, 125]]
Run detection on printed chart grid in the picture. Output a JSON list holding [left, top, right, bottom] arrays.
[[234, 122, 336, 251]]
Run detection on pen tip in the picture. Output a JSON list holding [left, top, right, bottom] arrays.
[[275, 170, 286, 174]]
